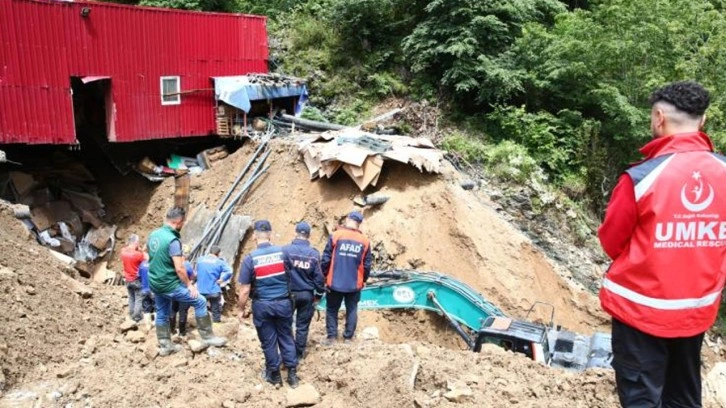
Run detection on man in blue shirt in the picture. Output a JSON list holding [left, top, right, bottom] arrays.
[[237, 220, 299, 388], [283, 221, 325, 360], [138, 260, 155, 324], [196, 245, 233, 322]]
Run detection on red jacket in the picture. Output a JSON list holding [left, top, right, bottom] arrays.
[[599, 132, 726, 338]]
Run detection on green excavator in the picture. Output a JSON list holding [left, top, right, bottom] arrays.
[[317, 270, 612, 371]]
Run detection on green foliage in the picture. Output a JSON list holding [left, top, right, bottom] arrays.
[[510, 0, 726, 208], [401, 0, 566, 106], [441, 133, 489, 163], [484, 140, 543, 183]]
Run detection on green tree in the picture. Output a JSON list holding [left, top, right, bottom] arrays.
[[401, 0, 565, 108]]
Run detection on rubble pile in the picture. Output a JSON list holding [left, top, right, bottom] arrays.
[[135, 145, 230, 182], [0, 153, 115, 276], [298, 128, 445, 190]]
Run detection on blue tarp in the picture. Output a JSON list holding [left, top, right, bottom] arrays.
[[213, 76, 308, 115]]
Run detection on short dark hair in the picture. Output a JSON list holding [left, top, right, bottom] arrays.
[[209, 245, 221, 255], [649, 81, 710, 117], [166, 207, 186, 221]]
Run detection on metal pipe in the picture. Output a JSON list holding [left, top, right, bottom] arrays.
[[279, 114, 346, 131], [217, 139, 268, 212], [192, 145, 270, 257], [191, 162, 270, 258]]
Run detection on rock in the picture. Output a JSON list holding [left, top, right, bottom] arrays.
[[144, 341, 159, 361], [0, 370, 5, 391], [285, 384, 321, 407], [25, 286, 36, 295], [172, 358, 188, 368], [60, 381, 80, 395], [126, 330, 146, 343], [444, 381, 473, 403], [361, 327, 379, 341], [119, 320, 137, 334], [460, 179, 477, 190], [443, 387, 473, 403], [222, 400, 236, 408], [57, 365, 75, 378], [45, 391, 63, 402], [188, 339, 208, 353]]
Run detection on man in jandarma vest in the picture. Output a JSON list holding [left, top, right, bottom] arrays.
[[147, 207, 227, 356], [599, 81, 726, 407], [237, 220, 299, 389]]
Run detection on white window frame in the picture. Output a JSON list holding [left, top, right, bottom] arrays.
[[160, 76, 181, 106]]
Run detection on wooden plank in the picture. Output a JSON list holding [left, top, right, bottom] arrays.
[[174, 174, 191, 214]]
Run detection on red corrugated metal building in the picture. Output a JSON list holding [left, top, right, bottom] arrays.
[[0, 0, 268, 145]]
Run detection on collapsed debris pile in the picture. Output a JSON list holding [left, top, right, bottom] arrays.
[[135, 145, 230, 182], [298, 128, 445, 190], [0, 153, 115, 276]]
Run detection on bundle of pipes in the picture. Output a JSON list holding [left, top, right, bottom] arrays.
[[188, 139, 271, 261]]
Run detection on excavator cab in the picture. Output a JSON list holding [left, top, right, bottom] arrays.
[[473, 316, 551, 365]]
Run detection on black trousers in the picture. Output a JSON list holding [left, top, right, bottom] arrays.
[[611, 318, 704, 408]]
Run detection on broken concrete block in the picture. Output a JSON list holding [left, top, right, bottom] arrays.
[[285, 384, 321, 407]]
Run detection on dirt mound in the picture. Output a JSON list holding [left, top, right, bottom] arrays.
[[0, 202, 116, 390], [103, 139, 606, 333]]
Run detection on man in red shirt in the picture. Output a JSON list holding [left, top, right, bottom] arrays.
[[599, 81, 726, 407], [120, 234, 147, 322]]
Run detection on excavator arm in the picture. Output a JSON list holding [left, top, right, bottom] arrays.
[[317, 270, 505, 346], [317, 270, 613, 371]]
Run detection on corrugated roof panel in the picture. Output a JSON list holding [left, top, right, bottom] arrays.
[[0, 0, 268, 145]]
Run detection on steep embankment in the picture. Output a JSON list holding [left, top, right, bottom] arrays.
[[105, 140, 607, 333]]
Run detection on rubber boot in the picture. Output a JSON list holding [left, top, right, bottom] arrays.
[[178, 320, 187, 337], [265, 370, 283, 388], [287, 368, 300, 389], [196, 314, 227, 347], [169, 315, 177, 336], [156, 325, 182, 357]]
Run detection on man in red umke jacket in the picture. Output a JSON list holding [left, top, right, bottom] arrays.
[[599, 81, 726, 408]]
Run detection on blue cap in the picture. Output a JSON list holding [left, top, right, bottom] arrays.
[[348, 211, 364, 223], [254, 220, 272, 232], [295, 221, 311, 236]]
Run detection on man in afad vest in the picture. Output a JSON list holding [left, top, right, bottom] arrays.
[[237, 220, 299, 388], [321, 211, 372, 345], [283, 221, 325, 360], [599, 81, 726, 407], [147, 207, 227, 356]]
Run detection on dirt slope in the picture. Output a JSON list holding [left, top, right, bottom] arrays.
[[105, 139, 606, 334]]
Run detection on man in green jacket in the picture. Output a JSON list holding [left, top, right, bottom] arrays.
[[147, 207, 227, 356]]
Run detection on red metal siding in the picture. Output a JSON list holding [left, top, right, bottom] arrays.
[[0, 0, 268, 144]]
